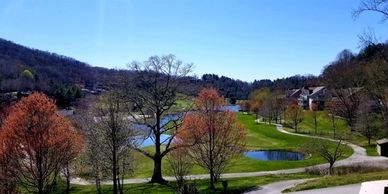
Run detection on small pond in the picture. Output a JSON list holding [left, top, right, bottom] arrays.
[[244, 150, 305, 161], [221, 105, 241, 112]]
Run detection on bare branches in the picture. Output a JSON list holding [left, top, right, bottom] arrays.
[[123, 54, 193, 183], [353, 0, 388, 21], [303, 138, 345, 175], [80, 91, 136, 194]]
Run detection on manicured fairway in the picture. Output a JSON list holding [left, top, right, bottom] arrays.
[[287, 110, 379, 156], [128, 113, 353, 178]]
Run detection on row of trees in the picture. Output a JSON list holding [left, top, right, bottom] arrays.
[[320, 0, 388, 141], [0, 55, 246, 193], [247, 88, 305, 131], [66, 55, 244, 193]]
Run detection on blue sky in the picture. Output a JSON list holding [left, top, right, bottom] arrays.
[[0, 0, 388, 82]]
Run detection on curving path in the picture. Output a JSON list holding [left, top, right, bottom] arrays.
[[275, 124, 388, 169], [70, 123, 388, 186], [243, 179, 360, 194], [243, 179, 314, 194]]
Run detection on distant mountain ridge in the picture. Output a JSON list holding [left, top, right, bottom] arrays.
[[0, 37, 320, 101], [0, 38, 92, 91]]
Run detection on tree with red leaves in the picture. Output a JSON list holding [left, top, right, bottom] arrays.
[[0, 92, 83, 194], [179, 88, 246, 189]]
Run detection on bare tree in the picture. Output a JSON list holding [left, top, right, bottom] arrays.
[[363, 57, 388, 134], [353, 0, 388, 133], [166, 147, 192, 189], [311, 103, 319, 134], [326, 100, 337, 139], [286, 104, 304, 132], [272, 91, 286, 124], [303, 138, 345, 175], [322, 50, 365, 130], [122, 54, 193, 184], [81, 91, 136, 194], [356, 100, 379, 144]]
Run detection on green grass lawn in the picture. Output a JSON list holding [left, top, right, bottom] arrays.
[[284, 171, 388, 193], [297, 111, 349, 136], [364, 144, 379, 156], [58, 173, 316, 194], [127, 113, 352, 178], [286, 110, 380, 156]]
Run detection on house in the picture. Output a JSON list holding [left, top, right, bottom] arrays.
[[376, 138, 388, 157], [286, 89, 301, 102], [286, 86, 328, 110]]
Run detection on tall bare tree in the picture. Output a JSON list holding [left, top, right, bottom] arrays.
[[325, 100, 337, 139], [311, 103, 319, 134], [322, 50, 365, 130], [356, 100, 379, 144], [354, 0, 388, 133], [81, 91, 136, 194], [122, 54, 193, 184]]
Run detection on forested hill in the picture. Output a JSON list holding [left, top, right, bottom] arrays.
[[0, 38, 113, 93], [0, 37, 320, 102]]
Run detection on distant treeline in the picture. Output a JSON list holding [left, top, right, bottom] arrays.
[[0, 38, 322, 105]]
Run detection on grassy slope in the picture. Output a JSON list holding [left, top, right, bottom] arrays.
[[289, 110, 379, 156], [298, 111, 349, 136], [130, 113, 352, 178], [284, 171, 388, 193]]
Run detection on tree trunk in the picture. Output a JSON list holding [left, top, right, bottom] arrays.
[[331, 114, 336, 139], [294, 121, 298, 132], [150, 156, 166, 184], [328, 163, 334, 175], [150, 111, 167, 184], [112, 145, 118, 194], [66, 164, 70, 194], [209, 169, 215, 189], [95, 179, 102, 194], [314, 113, 317, 134]]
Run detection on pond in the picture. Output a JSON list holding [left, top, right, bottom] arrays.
[[244, 150, 305, 161], [221, 105, 241, 112]]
